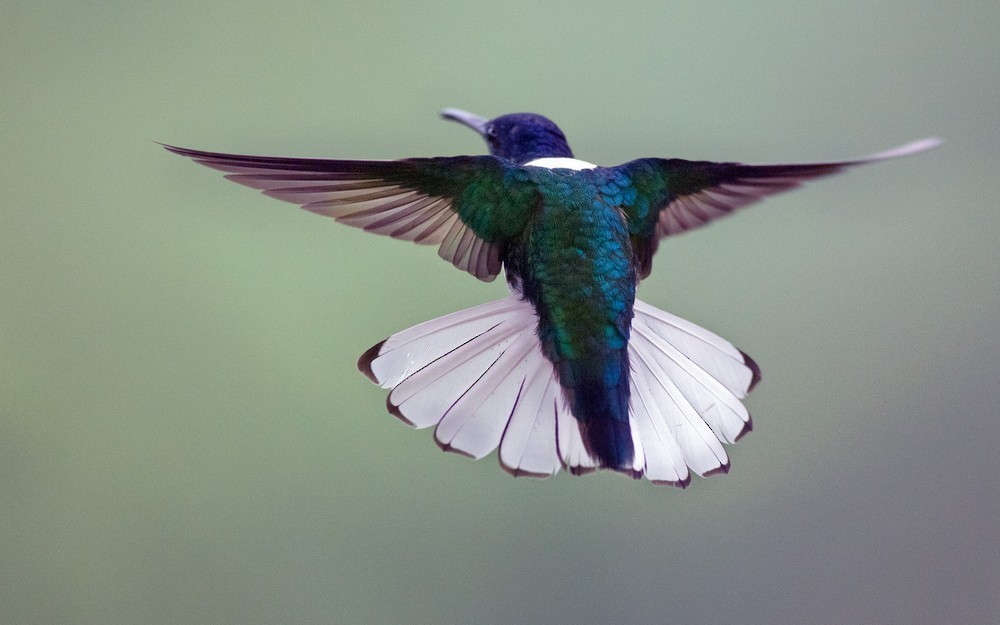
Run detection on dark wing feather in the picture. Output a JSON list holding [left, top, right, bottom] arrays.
[[163, 145, 540, 282], [620, 138, 941, 278]]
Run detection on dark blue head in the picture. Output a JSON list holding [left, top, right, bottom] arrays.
[[442, 108, 574, 165]]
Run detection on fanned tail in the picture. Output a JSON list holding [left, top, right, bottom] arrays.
[[358, 295, 569, 476], [359, 296, 759, 486], [627, 300, 759, 486]]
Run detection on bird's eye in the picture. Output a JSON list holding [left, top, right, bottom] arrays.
[[486, 127, 498, 143]]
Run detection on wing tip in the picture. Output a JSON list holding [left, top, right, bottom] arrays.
[[159, 142, 202, 159], [862, 137, 944, 161]]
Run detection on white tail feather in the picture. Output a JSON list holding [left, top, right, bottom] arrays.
[[359, 296, 759, 486], [498, 354, 563, 476], [629, 357, 692, 485], [434, 331, 536, 459]]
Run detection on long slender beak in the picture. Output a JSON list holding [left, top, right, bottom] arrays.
[[441, 108, 488, 135]]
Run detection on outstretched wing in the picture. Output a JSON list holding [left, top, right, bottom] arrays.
[[163, 145, 541, 281], [619, 138, 941, 278]]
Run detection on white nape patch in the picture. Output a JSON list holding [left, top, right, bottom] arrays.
[[524, 157, 598, 171]]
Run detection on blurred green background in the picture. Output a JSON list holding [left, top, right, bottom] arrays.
[[3, 1, 998, 624]]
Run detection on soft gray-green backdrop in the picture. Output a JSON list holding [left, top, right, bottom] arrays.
[[3, 2, 997, 624]]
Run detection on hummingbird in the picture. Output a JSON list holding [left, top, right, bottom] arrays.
[[164, 109, 939, 486]]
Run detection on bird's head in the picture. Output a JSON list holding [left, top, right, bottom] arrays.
[[441, 108, 574, 165]]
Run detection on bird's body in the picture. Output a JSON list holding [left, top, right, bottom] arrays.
[[508, 164, 638, 469], [165, 110, 939, 485]]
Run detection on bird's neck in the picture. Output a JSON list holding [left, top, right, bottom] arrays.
[[500, 134, 575, 165], [524, 157, 597, 170]]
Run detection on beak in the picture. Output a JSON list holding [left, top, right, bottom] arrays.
[[441, 108, 488, 135]]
